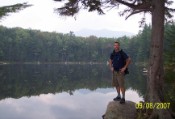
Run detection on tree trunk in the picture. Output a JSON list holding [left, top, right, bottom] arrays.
[[146, 0, 172, 118]]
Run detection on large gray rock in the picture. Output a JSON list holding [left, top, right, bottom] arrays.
[[103, 101, 137, 119]]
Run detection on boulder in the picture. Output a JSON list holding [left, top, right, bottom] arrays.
[[103, 101, 137, 119]]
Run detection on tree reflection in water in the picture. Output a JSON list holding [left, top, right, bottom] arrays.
[[0, 64, 147, 99], [0, 63, 151, 119]]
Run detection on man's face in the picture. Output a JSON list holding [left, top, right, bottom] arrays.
[[114, 43, 120, 51]]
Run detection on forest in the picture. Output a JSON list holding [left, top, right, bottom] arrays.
[[0, 23, 174, 66]]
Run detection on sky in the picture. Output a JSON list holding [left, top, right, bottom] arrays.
[[0, 0, 174, 35]]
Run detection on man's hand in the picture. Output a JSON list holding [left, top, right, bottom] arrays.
[[109, 59, 114, 72], [120, 67, 126, 73], [110, 67, 114, 72]]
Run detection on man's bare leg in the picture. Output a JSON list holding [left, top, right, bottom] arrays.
[[120, 87, 125, 104], [121, 87, 125, 99], [116, 87, 121, 97]]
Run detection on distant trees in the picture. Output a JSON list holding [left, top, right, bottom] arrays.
[[0, 24, 174, 65], [0, 26, 114, 62], [164, 22, 175, 64]]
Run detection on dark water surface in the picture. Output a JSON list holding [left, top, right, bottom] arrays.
[[0, 64, 147, 119]]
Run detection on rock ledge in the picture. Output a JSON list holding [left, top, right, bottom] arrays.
[[103, 101, 137, 119]]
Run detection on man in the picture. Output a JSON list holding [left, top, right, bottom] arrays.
[[109, 41, 131, 104]]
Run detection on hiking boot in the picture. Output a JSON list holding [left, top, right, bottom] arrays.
[[113, 96, 121, 101], [120, 98, 125, 104]]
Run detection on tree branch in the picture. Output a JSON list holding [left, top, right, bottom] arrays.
[[0, 3, 32, 19], [125, 10, 143, 19], [114, 0, 136, 8], [115, 0, 151, 12]]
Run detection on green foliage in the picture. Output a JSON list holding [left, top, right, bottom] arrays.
[[0, 3, 31, 20], [164, 22, 175, 64], [131, 24, 151, 65], [0, 26, 115, 62], [127, 23, 175, 66], [0, 23, 174, 65]]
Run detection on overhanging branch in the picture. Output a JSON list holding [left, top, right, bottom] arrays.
[[115, 0, 151, 12], [114, 0, 136, 8], [125, 10, 143, 19], [0, 3, 32, 19]]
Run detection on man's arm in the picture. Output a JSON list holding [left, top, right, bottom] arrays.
[[124, 57, 131, 68], [109, 59, 114, 72], [120, 57, 131, 73]]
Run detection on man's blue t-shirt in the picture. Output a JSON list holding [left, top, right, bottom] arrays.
[[110, 50, 128, 71]]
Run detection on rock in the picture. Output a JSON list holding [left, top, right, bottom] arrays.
[[103, 101, 137, 119]]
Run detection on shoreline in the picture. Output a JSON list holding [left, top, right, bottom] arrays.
[[0, 61, 106, 65]]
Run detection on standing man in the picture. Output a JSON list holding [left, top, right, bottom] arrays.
[[109, 41, 131, 104]]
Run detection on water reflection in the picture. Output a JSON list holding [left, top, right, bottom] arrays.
[[0, 88, 143, 119], [0, 64, 147, 119], [0, 64, 112, 99], [0, 64, 147, 100]]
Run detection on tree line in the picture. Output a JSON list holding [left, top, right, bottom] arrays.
[[0, 23, 174, 65], [0, 26, 112, 62]]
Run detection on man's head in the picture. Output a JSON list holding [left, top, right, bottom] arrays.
[[114, 41, 120, 51]]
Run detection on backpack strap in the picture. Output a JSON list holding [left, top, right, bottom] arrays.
[[119, 50, 125, 61], [119, 50, 129, 75]]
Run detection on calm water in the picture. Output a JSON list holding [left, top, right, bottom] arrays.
[[0, 64, 147, 119]]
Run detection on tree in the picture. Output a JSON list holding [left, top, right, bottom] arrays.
[[54, 0, 175, 118], [0, 3, 31, 20]]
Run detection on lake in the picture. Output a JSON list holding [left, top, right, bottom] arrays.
[[0, 64, 147, 119]]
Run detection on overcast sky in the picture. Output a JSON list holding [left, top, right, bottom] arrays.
[[0, 0, 174, 34]]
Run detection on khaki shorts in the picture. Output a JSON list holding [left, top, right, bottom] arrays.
[[112, 71, 125, 88]]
